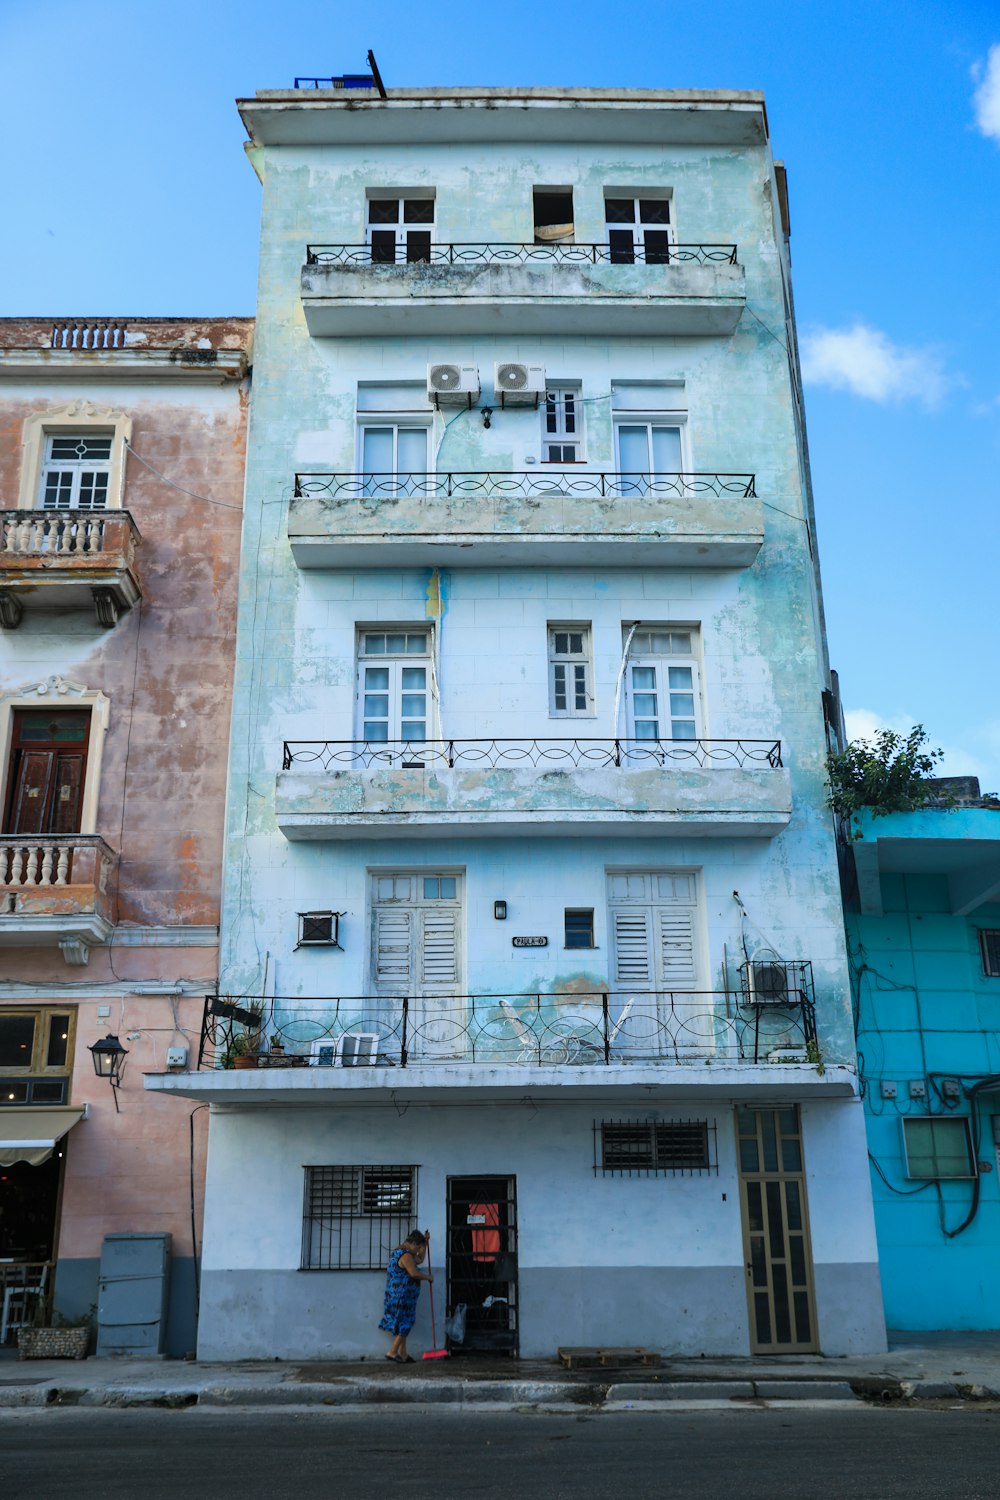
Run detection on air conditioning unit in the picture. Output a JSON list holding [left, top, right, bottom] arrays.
[[494, 361, 545, 406], [741, 959, 799, 1007], [427, 363, 480, 407], [296, 911, 344, 949]]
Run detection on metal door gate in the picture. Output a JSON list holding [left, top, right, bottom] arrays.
[[445, 1175, 518, 1356], [736, 1106, 818, 1352]]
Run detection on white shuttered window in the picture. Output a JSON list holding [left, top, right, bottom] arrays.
[[371, 873, 462, 995], [608, 871, 698, 990]]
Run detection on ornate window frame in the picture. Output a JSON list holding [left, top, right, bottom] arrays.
[[0, 676, 110, 835], [17, 401, 132, 512]]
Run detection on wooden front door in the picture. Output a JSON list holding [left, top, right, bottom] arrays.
[[3, 711, 90, 835], [736, 1105, 819, 1353]]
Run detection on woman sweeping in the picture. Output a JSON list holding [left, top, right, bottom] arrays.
[[379, 1229, 432, 1362]]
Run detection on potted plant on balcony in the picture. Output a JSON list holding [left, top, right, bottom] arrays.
[[228, 1031, 262, 1070], [17, 1302, 94, 1361]]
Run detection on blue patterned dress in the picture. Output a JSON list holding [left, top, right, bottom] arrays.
[[379, 1247, 420, 1335]]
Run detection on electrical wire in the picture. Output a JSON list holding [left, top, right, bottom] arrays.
[[124, 440, 243, 511]]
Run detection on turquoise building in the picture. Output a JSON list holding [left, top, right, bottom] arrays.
[[848, 782, 1000, 1328]]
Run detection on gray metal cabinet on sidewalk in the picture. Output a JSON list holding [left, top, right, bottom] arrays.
[[96, 1232, 171, 1356]]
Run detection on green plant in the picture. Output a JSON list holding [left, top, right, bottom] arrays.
[[805, 1038, 826, 1076], [826, 724, 945, 825]]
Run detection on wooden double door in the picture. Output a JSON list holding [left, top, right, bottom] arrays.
[[3, 711, 90, 835]]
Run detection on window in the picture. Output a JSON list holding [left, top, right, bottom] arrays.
[[366, 195, 434, 263], [980, 930, 1000, 978], [38, 433, 113, 511], [542, 386, 583, 463], [604, 192, 672, 264], [3, 710, 91, 835], [616, 420, 683, 486], [359, 424, 429, 494], [0, 1008, 74, 1107], [607, 871, 699, 991], [533, 188, 574, 244], [370, 871, 462, 996], [548, 625, 593, 717], [564, 909, 595, 949], [596, 1119, 716, 1176], [624, 629, 701, 742], [901, 1117, 976, 1180], [302, 1164, 417, 1270], [357, 631, 432, 743]]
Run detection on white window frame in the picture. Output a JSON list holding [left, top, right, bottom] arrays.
[[357, 418, 432, 494], [606, 869, 702, 992], [365, 190, 435, 262], [38, 432, 115, 512], [624, 627, 702, 742], [356, 628, 436, 744], [547, 624, 594, 719], [614, 414, 688, 486], [604, 189, 674, 263], [368, 869, 464, 997], [541, 385, 584, 464], [18, 403, 131, 513]]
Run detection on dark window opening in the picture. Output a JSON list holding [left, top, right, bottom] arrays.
[[980, 930, 1000, 978], [301, 1164, 416, 1271], [596, 1119, 716, 1176], [564, 909, 595, 949], [533, 188, 574, 243]]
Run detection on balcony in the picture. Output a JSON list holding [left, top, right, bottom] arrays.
[[289, 471, 762, 570], [301, 242, 746, 337], [276, 738, 791, 840], [0, 836, 116, 963], [143, 983, 857, 1106], [0, 511, 142, 628]]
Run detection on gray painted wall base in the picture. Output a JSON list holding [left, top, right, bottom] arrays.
[[814, 1262, 888, 1356], [54, 1255, 198, 1359]]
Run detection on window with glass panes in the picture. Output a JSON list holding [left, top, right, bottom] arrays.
[[615, 419, 684, 490], [604, 194, 672, 264], [626, 628, 700, 741], [359, 423, 429, 494], [366, 196, 434, 263], [542, 386, 582, 463], [38, 433, 113, 510], [0, 1008, 74, 1106], [548, 626, 593, 717], [358, 631, 431, 743]]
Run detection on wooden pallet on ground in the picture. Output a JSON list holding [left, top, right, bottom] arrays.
[[557, 1346, 662, 1370]]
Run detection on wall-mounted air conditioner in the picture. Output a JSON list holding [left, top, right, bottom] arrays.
[[296, 911, 344, 949], [494, 362, 545, 407], [427, 363, 480, 407], [740, 959, 811, 1008]]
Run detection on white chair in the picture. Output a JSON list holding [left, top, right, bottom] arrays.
[[1, 1262, 49, 1343]]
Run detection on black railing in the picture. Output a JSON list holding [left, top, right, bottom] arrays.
[[305, 243, 739, 267], [293, 471, 757, 501], [281, 737, 783, 772], [198, 988, 815, 1071]]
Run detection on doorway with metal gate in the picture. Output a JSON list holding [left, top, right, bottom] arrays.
[[445, 1175, 518, 1356], [736, 1105, 818, 1353]]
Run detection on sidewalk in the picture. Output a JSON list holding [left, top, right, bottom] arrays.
[[2, 1334, 999, 1410]]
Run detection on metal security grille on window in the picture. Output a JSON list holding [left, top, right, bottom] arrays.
[[596, 1120, 716, 1177], [40, 436, 113, 511], [302, 1165, 417, 1270], [980, 930, 1000, 978]]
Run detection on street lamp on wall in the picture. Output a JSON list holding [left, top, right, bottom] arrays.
[[88, 1034, 128, 1111]]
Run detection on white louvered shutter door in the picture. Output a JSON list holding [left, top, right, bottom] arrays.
[[373, 908, 413, 992], [611, 908, 654, 988], [656, 907, 696, 987], [420, 908, 459, 990]]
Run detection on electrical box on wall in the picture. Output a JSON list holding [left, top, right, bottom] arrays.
[[880, 1081, 898, 1100], [909, 1080, 927, 1100], [166, 1046, 188, 1069]]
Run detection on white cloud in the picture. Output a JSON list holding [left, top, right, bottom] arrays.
[[800, 323, 951, 407], [972, 44, 1000, 143], [844, 708, 1000, 793]]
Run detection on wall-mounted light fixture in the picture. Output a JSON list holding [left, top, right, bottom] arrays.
[[481, 406, 493, 430], [88, 1034, 128, 1112], [494, 900, 507, 921]]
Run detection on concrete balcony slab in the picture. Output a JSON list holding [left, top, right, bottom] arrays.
[[0, 836, 116, 961], [0, 510, 142, 628]]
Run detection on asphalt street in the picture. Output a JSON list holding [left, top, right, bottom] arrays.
[[2, 1405, 1000, 1500]]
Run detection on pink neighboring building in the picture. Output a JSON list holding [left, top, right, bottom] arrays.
[[0, 317, 251, 1354]]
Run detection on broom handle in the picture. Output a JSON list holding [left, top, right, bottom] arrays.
[[425, 1239, 438, 1347]]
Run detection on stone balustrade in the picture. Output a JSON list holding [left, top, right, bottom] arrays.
[[0, 837, 116, 960], [0, 510, 142, 628]]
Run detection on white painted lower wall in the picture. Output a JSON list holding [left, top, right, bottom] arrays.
[[197, 1093, 885, 1361]]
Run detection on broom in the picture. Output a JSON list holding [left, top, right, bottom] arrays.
[[422, 1239, 449, 1360]]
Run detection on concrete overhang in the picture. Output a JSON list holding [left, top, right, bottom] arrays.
[[145, 1059, 856, 1107], [239, 90, 768, 150], [275, 764, 792, 840], [0, 349, 248, 384], [851, 807, 1000, 917]]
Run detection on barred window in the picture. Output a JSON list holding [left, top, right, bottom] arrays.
[[595, 1119, 716, 1177], [302, 1165, 417, 1270], [980, 930, 1000, 978]]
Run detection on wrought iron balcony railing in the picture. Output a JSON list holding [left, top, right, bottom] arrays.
[[199, 986, 816, 1072], [305, 243, 739, 267], [293, 470, 757, 501], [281, 738, 783, 772]]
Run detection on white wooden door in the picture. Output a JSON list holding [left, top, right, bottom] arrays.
[[371, 873, 463, 1059], [607, 871, 710, 1055]]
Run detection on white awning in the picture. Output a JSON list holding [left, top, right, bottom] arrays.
[[0, 1106, 85, 1167]]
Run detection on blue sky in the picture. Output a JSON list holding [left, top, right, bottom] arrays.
[[4, 0, 999, 787]]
